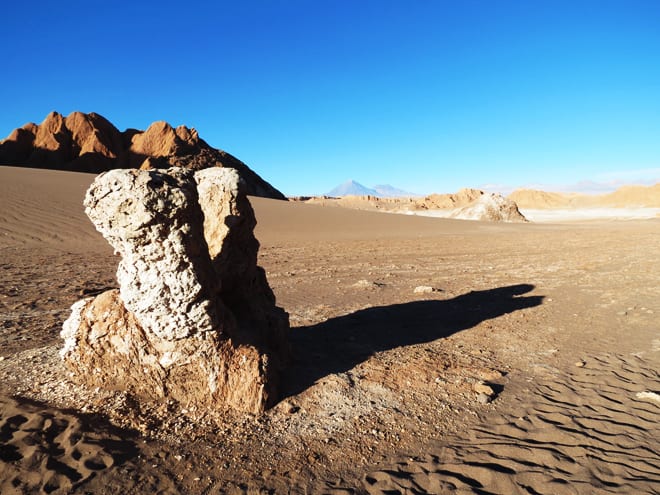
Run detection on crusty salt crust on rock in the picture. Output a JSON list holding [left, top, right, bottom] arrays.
[[61, 167, 289, 414], [83, 168, 220, 340]]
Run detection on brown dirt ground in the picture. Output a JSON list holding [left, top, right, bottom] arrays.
[[0, 166, 658, 494]]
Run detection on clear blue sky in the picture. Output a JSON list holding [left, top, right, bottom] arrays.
[[2, 0, 659, 196]]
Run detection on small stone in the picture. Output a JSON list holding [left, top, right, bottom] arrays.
[[575, 360, 586, 367], [414, 285, 436, 294], [353, 279, 376, 289], [636, 391, 660, 404], [477, 393, 491, 404], [478, 369, 503, 381], [473, 382, 495, 396]]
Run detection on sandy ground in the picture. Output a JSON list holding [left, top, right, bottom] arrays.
[[0, 166, 658, 494]]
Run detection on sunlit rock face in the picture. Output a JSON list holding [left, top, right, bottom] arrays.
[[0, 111, 287, 199], [61, 167, 289, 414], [450, 193, 528, 222]]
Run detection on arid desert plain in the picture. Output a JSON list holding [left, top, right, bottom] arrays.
[[0, 166, 659, 494]]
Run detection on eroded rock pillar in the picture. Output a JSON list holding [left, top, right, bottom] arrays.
[[61, 167, 288, 414]]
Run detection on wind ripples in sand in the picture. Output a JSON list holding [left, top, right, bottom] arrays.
[[364, 352, 660, 495]]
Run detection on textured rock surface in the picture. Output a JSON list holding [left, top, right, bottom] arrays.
[[417, 188, 485, 209], [61, 167, 288, 413], [83, 168, 220, 340], [450, 193, 528, 222], [0, 111, 286, 199], [195, 168, 289, 355]]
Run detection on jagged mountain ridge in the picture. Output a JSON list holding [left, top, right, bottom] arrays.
[[0, 111, 285, 200]]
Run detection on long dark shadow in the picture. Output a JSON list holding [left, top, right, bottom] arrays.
[[281, 283, 543, 398]]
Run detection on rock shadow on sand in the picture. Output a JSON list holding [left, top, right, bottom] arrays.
[[283, 283, 543, 398]]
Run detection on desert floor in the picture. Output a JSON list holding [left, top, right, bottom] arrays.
[[0, 166, 658, 494]]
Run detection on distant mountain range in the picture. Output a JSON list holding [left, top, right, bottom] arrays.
[[327, 180, 418, 198]]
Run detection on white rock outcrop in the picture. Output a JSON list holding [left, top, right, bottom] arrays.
[[83, 168, 220, 340], [450, 193, 528, 222]]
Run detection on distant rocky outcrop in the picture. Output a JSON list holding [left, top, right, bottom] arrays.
[[449, 192, 528, 222], [297, 187, 527, 222], [413, 188, 486, 210], [0, 111, 285, 199], [61, 167, 289, 414]]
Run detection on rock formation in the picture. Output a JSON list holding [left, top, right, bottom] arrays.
[[450, 193, 528, 222], [293, 188, 528, 222], [60, 167, 289, 414], [416, 188, 485, 210], [0, 111, 285, 199]]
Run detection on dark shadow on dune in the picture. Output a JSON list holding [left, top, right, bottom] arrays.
[[281, 283, 543, 398]]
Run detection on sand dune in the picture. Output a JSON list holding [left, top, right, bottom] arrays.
[[0, 166, 484, 248], [509, 183, 660, 209], [603, 183, 660, 207], [1, 166, 658, 494], [0, 167, 103, 251]]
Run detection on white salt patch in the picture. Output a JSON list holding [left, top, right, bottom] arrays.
[[521, 208, 660, 222]]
